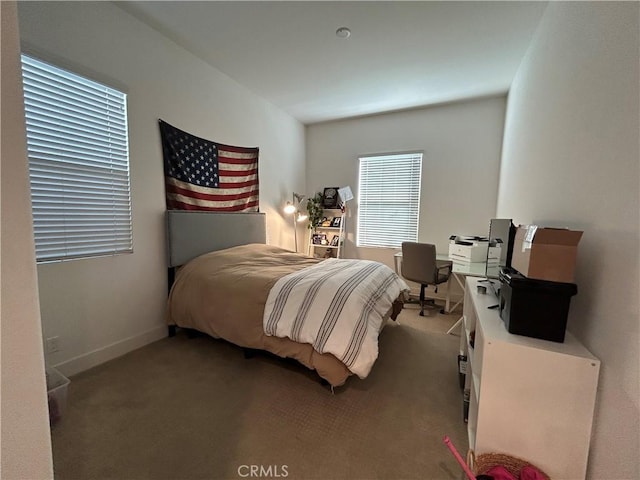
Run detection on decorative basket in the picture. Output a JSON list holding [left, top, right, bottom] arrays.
[[467, 450, 551, 480]]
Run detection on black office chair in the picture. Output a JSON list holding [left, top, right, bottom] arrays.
[[401, 242, 453, 316]]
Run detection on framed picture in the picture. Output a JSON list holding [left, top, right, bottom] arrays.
[[321, 217, 332, 227], [323, 187, 339, 209], [330, 235, 340, 247], [312, 233, 324, 245], [330, 216, 342, 228]]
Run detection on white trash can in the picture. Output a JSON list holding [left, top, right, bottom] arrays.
[[46, 367, 70, 426]]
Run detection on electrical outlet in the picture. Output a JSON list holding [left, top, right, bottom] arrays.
[[46, 336, 60, 353]]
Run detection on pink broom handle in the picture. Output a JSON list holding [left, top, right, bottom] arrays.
[[443, 436, 476, 480]]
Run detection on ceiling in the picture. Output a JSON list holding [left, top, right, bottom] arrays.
[[116, 1, 548, 125]]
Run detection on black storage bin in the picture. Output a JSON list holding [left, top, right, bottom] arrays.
[[499, 269, 577, 342]]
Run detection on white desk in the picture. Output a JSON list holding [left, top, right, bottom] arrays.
[[393, 252, 498, 334], [462, 277, 599, 479]]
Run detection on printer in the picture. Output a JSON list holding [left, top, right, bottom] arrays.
[[448, 235, 489, 263]]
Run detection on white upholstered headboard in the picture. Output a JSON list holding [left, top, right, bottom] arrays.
[[166, 211, 266, 267]]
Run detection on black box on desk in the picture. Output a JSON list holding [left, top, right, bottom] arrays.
[[498, 269, 577, 342]]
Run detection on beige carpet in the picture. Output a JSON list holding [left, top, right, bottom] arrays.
[[51, 303, 468, 480]]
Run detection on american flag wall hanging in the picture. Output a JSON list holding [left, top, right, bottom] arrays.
[[159, 119, 259, 212]]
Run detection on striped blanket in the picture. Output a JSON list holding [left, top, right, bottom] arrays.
[[263, 258, 410, 378]]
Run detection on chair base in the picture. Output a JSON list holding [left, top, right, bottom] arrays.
[[419, 299, 440, 316], [419, 284, 442, 316]]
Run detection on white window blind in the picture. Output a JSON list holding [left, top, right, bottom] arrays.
[[21, 54, 132, 262], [357, 152, 422, 248]]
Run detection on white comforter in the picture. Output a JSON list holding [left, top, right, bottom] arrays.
[[263, 258, 410, 378]]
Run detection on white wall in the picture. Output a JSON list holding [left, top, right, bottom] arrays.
[[498, 3, 639, 478], [306, 96, 506, 267], [1, 1, 54, 477], [17, 1, 305, 377]]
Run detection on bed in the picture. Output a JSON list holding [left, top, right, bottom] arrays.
[[165, 211, 409, 387]]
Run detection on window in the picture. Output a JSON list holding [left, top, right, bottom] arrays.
[[357, 152, 422, 248], [21, 54, 132, 262]]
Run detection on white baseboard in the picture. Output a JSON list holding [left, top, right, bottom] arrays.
[[53, 325, 167, 378]]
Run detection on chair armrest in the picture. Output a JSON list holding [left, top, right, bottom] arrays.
[[436, 260, 453, 276]]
